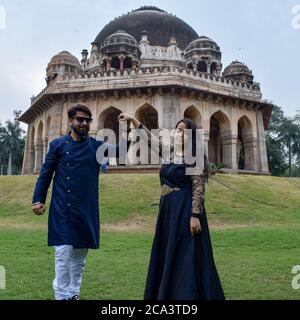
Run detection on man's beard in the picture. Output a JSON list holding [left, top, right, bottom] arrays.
[[72, 124, 89, 139]]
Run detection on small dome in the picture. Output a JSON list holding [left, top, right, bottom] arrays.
[[47, 51, 81, 68], [46, 51, 81, 85], [101, 30, 139, 49], [100, 30, 141, 60], [222, 60, 254, 83], [185, 36, 221, 52]]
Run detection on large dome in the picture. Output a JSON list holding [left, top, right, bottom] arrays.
[[94, 6, 199, 50]]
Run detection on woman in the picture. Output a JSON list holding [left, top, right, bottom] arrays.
[[118, 113, 225, 300]]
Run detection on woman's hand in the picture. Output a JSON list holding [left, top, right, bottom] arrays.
[[190, 217, 201, 236]]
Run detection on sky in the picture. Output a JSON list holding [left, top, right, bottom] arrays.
[[0, 0, 299, 131]]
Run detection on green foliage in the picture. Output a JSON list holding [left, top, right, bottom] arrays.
[[266, 105, 300, 176], [0, 117, 25, 175]]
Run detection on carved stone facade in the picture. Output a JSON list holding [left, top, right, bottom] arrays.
[[19, 6, 273, 175]]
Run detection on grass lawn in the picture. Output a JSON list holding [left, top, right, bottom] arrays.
[[0, 174, 300, 300]]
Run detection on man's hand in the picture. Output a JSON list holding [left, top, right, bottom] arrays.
[[118, 112, 135, 122], [32, 203, 46, 215], [190, 217, 202, 236]]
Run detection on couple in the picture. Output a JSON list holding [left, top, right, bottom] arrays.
[[32, 104, 225, 300]]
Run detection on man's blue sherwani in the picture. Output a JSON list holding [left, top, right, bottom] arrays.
[[33, 134, 120, 249]]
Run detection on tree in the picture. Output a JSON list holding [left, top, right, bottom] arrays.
[[0, 119, 25, 175], [265, 105, 287, 176], [277, 117, 299, 176], [265, 105, 300, 176]]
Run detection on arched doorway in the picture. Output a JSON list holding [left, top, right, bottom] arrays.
[[98, 106, 123, 143], [183, 106, 202, 128], [209, 111, 231, 168], [133, 104, 159, 165], [98, 107, 123, 166], [237, 116, 254, 170]]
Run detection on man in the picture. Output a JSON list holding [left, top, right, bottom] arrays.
[[32, 104, 126, 300]]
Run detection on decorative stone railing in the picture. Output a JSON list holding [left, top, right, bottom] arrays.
[[60, 66, 261, 92], [31, 66, 261, 106]]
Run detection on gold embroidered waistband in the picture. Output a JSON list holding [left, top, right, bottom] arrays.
[[161, 184, 181, 196]]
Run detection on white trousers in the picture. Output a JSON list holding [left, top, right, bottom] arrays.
[[53, 245, 88, 300]]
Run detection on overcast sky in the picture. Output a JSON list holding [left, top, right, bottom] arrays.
[[0, 0, 299, 130]]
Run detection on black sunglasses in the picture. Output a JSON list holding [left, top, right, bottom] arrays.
[[72, 116, 93, 124]]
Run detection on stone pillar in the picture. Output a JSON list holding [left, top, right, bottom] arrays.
[[22, 124, 36, 175], [256, 111, 269, 173], [132, 60, 138, 70], [21, 135, 30, 175], [162, 92, 181, 129], [119, 55, 124, 71], [49, 98, 64, 142], [203, 130, 210, 161], [221, 135, 233, 169], [106, 57, 112, 71], [230, 136, 238, 172], [243, 135, 256, 171], [43, 139, 49, 162], [28, 147, 35, 174], [34, 144, 43, 174], [207, 62, 211, 74]]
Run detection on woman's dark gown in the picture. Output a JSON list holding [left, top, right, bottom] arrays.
[[144, 162, 225, 300]]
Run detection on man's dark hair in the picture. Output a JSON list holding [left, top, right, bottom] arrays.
[[68, 104, 92, 119]]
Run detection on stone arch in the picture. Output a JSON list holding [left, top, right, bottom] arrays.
[[134, 104, 159, 165], [183, 105, 202, 128], [209, 111, 232, 168], [237, 115, 255, 170], [98, 106, 123, 143], [135, 103, 158, 130]]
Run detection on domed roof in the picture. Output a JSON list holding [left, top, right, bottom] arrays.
[[47, 51, 81, 68], [222, 60, 254, 83], [185, 36, 221, 52], [94, 6, 199, 50], [101, 30, 139, 48]]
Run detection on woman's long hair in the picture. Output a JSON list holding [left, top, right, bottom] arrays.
[[175, 118, 210, 180]]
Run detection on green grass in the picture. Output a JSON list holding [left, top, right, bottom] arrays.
[[0, 174, 300, 299]]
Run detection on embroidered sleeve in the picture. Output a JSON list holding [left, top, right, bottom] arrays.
[[191, 174, 206, 215], [136, 123, 172, 160]]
